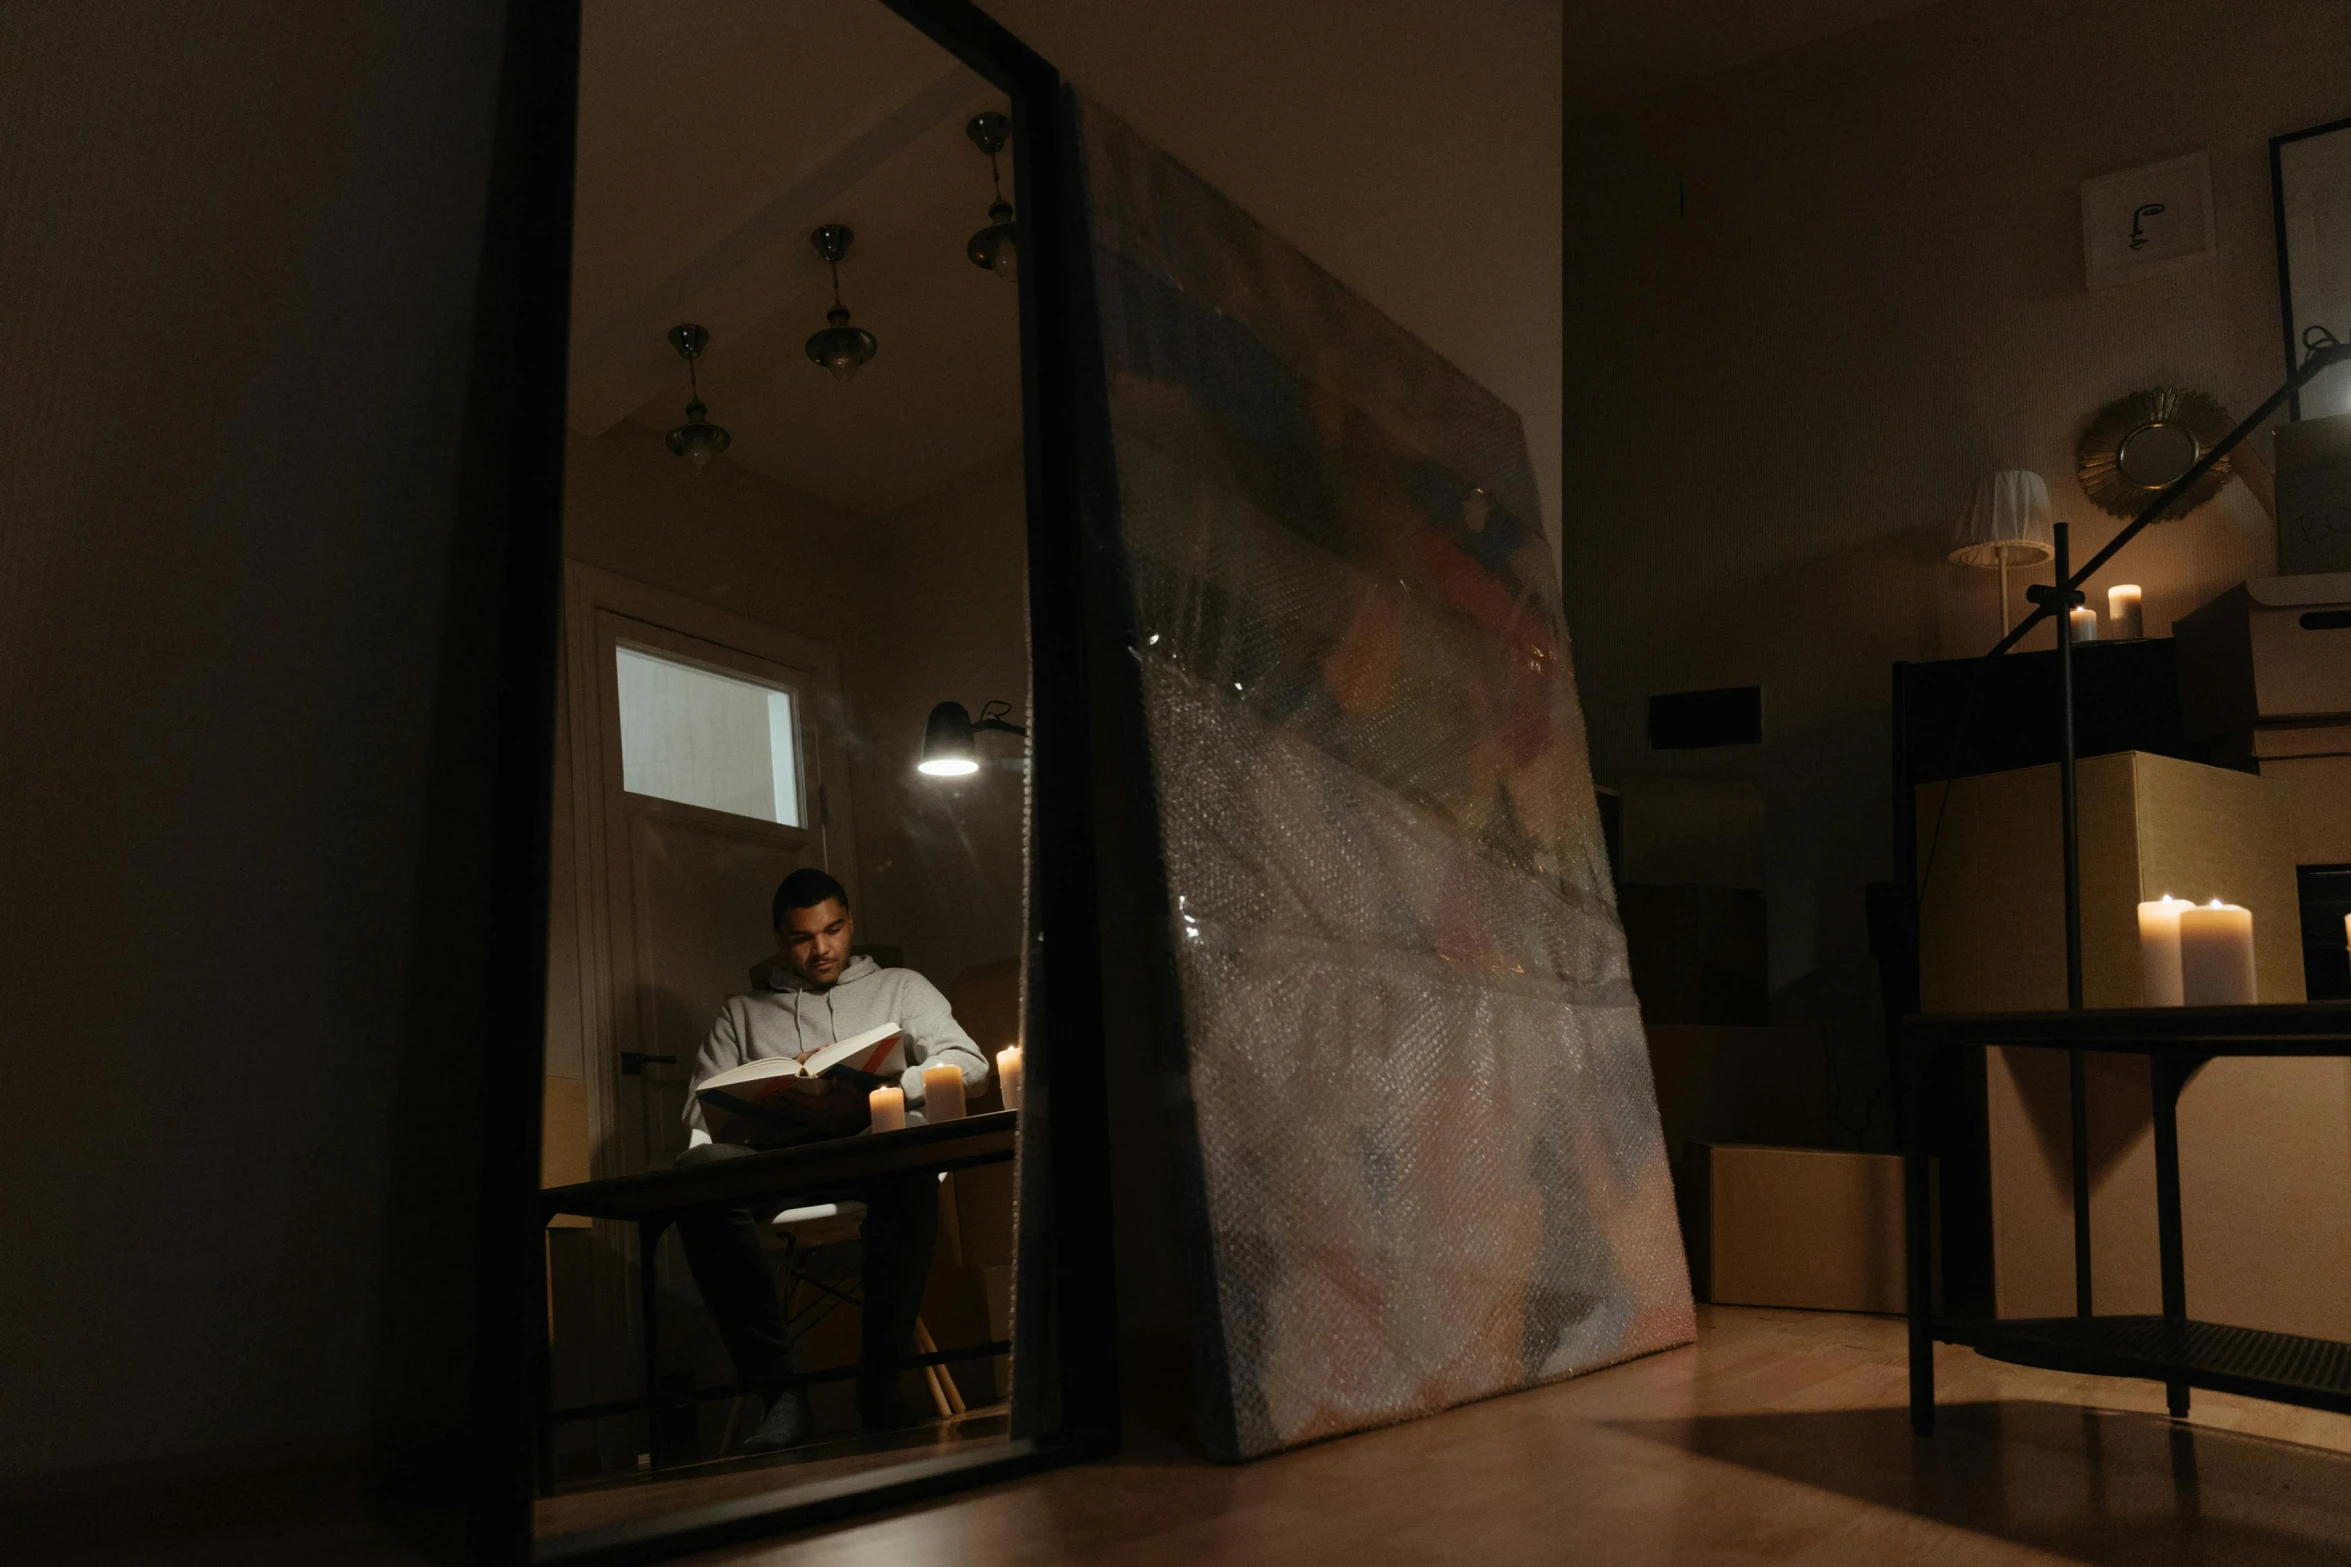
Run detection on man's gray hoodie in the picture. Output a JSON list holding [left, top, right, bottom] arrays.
[[683, 955, 988, 1140]]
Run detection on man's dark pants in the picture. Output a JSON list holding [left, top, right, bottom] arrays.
[[672, 1141, 938, 1418]]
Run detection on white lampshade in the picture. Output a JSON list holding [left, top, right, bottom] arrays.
[[1950, 470, 2055, 568]]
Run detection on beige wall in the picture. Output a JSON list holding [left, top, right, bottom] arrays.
[[555, 430, 1028, 1044], [1565, 0, 2351, 1135], [0, 1, 503, 1488], [838, 447, 1032, 993]]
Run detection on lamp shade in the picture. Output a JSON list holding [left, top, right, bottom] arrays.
[[919, 701, 979, 776], [1950, 470, 2055, 568]]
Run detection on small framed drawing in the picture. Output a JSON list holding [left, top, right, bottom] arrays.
[[2081, 152, 2216, 290], [2271, 116, 2351, 420]]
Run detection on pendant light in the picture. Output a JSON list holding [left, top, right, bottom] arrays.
[[964, 112, 1017, 279], [803, 223, 878, 382], [662, 324, 730, 469]]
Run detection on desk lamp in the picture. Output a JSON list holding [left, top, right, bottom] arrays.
[[919, 700, 1026, 777]]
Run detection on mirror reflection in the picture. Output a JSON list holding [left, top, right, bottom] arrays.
[[2115, 421, 2200, 488], [532, 1, 1034, 1543]]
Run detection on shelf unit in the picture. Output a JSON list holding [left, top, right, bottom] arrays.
[[1900, 1004, 2351, 1432]]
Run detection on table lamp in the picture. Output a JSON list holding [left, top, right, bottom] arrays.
[[1950, 470, 2055, 637]]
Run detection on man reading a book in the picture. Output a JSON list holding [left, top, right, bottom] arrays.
[[674, 867, 987, 1453]]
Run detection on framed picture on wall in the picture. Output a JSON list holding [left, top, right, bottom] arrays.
[[2081, 152, 2216, 290], [2273, 116, 2351, 420]]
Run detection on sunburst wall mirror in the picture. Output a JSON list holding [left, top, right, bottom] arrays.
[[2075, 385, 2234, 519]]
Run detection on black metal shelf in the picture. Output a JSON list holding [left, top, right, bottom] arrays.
[[1940, 1315, 2351, 1417], [1907, 1003, 2351, 1056], [1900, 1008, 2351, 1434]]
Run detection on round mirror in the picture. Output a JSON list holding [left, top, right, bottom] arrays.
[[2115, 421, 2200, 489], [2075, 386, 2234, 520]]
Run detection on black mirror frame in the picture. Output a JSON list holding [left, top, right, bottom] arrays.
[[374, 2, 1124, 1561], [2270, 113, 2351, 423]]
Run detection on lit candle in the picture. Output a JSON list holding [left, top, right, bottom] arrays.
[[2069, 604, 2099, 643], [922, 1062, 968, 1122], [2137, 895, 2194, 1006], [2108, 584, 2144, 640], [2179, 900, 2257, 1006], [868, 1085, 906, 1133], [995, 1046, 1023, 1111]]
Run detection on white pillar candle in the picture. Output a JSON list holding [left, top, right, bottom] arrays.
[[2179, 900, 2257, 1006], [868, 1085, 906, 1133], [2137, 895, 2194, 1006], [2069, 604, 2099, 643], [995, 1046, 1023, 1111], [2108, 584, 2144, 640], [922, 1062, 968, 1122]]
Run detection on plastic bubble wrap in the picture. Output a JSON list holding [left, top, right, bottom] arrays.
[[1077, 102, 1692, 1459]]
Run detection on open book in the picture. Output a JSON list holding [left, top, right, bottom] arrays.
[[695, 1022, 903, 1145]]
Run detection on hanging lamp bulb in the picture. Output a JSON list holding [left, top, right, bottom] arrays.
[[964, 112, 1018, 280], [803, 224, 878, 383], [662, 324, 731, 469]]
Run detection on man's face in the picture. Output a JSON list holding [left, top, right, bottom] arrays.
[[779, 897, 854, 987]]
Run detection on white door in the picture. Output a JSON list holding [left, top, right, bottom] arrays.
[[558, 566, 859, 1178]]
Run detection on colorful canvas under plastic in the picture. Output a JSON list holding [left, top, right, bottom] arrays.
[[1074, 102, 1694, 1459]]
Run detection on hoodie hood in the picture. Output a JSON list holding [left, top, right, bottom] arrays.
[[761, 952, 879, 995]]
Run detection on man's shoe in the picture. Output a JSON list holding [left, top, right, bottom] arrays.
[[739, 1387, 813, 1453]]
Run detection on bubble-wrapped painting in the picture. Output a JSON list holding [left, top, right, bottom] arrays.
[[1075, 101, 1692, 1460]]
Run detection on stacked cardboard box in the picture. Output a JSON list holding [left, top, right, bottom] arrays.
[[1915, 752, 2351, 1342], [2176, 574, 2351, 867], [1685, 1144, 1909, 1313]]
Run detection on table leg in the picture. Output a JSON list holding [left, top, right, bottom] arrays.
[[534, 1243, 557, 1496], [640, 1216, 670, 1471], [1904, 1043, 1937, 1437], [2150, 1053, 2189, 1419]]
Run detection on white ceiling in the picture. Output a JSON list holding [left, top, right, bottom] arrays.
[[572, 0, 1021, 517], [570, 0, 1948, 518]]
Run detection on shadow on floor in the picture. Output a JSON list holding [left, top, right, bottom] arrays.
[[1609, 1399, 2351, 1565]]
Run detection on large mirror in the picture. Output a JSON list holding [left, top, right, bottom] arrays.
[[531, 2, 1040, 1545]]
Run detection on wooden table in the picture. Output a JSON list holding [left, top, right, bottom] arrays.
[[538, 1111, 1019, 1480], [1901, 1004, 2351, 1435]]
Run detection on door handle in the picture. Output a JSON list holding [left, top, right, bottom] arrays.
[[620, 1052, 679, 1076]]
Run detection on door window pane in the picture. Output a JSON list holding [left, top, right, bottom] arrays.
[[614, 645, 801, 826]]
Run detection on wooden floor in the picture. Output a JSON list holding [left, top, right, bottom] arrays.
[[534, 1410, 1011, 1540], [33, 1306, 2351, 1564], [680, 1304, 2351, 1566]]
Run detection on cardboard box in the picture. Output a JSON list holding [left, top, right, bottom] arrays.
[[2255, 752, 2351, 865], [2210, 719, 2351, 765], [1688, 1143, 1907, 1313], [1915, 753, 2351, 1342], [1619, 884, 1767, 1024], [2173, 574, 2351, 740], [1916, 752, 2305, 1012]]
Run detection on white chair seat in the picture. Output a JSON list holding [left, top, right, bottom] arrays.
[[771, 1200, 867, 1251]]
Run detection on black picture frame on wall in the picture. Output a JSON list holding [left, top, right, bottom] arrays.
[[2270, 114, 2351, 422], [378, 2, 1127, 1562]]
